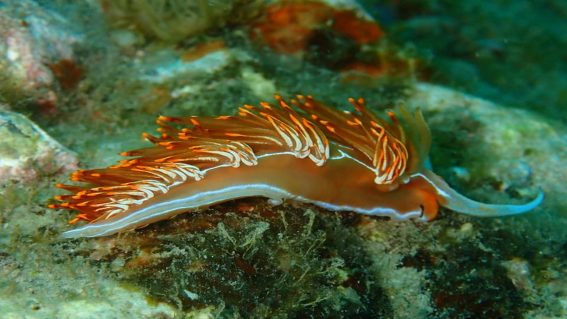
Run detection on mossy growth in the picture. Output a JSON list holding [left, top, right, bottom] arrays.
[[82, 200, 392, 317], [101, 0, 264, 43], [426, 241, 530, 318], [399, 218, 541, 318]]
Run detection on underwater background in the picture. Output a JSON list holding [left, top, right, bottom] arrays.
[[0, 0, 565, 318]]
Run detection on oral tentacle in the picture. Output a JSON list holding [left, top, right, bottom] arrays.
[[416, 170, 543, 217]]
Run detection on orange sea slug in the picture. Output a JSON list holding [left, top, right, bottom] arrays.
[[50, 96, 543, 238]]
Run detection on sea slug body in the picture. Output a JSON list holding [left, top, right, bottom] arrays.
[[50, 95, 543, 238]]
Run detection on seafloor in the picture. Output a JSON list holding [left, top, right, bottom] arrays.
[[0, 1, 566, 318]]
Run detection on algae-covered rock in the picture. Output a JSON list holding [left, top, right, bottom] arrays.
[[408, 83, 566, 221], [0, 0, 85, 109], [0, 110, 78, 184], [0, 254, 178, 319], [100, 0, 264, 43], [78, 204, 392, 317], [0, 0, 565, 318]]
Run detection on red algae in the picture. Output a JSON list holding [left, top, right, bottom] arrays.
[[331, 9, 384, 45], [250, 1, 422, 80], [251, 1, 384, 54], [251, 1, 332, 54], [48, 59, 84, 91]]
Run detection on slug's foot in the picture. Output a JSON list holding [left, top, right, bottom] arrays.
[[268, 198, 284, 206]]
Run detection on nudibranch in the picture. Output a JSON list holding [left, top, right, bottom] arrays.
[[50, 95, 543, 238]]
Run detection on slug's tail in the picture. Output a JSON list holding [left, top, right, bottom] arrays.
[[418, 170, 544, 218]]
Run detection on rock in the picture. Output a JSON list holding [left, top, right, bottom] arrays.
[[501, 257, 537, 302], [407, 83, 567, 220], [0, 110, 78, 184], [100, 0, 264, 43], [0, 1, 84, 109], [140, 45, 232, 85]]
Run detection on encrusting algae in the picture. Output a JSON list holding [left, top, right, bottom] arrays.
[[49, 95, 543, 238]]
